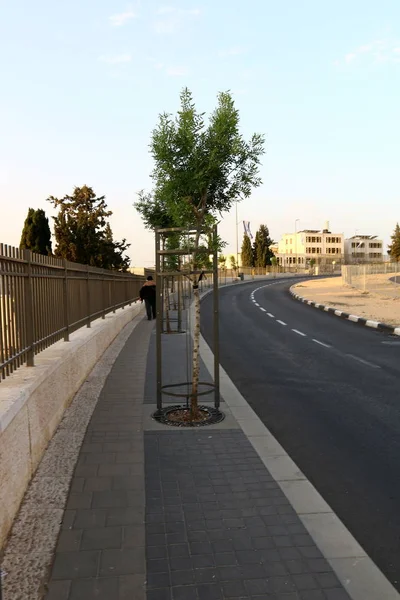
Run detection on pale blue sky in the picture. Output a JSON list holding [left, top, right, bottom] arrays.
[[0, 0, 399, 265]]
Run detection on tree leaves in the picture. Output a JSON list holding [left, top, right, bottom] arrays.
[[20, 208, 52, 255], [48, 185, 130, 270], [388, 223, 400, 261]]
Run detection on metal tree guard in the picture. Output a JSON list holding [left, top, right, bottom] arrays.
[[154, 225, 221, 423]]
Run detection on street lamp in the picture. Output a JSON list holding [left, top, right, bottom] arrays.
[[295, 219, 300, 272]]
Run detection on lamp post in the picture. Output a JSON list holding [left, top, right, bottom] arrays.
[[295, 219, 300, 272], [235, 200, 239, 274]]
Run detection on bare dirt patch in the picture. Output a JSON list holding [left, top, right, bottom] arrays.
[[293, 277, 400, 327]]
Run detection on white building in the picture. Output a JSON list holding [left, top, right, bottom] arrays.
[[277, 222, 344, 267], [344, 235, 384, 264]]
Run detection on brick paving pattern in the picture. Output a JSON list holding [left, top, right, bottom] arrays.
[[44, 315, 351, 600], [45, 320, 150, 600], [144, 430, 350, 600]]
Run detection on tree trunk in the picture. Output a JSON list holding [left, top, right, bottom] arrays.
[[190, 227, 202, 418], [191, 283, 201, 417]]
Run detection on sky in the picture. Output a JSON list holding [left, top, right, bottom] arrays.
[[0, 0, 399, 266]]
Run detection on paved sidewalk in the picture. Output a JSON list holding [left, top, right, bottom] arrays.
[[45, 316, 350, 600]]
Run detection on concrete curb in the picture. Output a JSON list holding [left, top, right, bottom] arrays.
[[199, 282, 400, 600], [290, 285, 400, 336]]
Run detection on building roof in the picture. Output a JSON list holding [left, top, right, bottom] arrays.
[[347, 235, 378, 240]]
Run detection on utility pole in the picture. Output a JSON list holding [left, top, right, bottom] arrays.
[[235, 201, 239, 273], [295, 218, 300, 272]]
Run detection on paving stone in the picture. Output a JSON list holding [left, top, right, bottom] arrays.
[[69, 577, 119, 599], [171, 570, 195, 586], [45, 580, 71, 600], [52, 550, 100, 579], [73, 509, 107, 530], [81, 526, 122, 550], [57, 530, 83, 552]]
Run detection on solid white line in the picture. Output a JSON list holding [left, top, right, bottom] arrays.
[[312, 339, 331, 348], [260, 307, 266, 312], [292, 329, 306, 337], [276, 320, 287, 326], [267, 313, 275, 318], [346, 354, 381, 369]]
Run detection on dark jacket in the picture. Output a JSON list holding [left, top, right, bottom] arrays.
[[140, 281, 156, 302]]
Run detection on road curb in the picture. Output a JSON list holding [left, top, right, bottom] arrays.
[[200, 282, 400, 600], [290, 285, 400, 336]]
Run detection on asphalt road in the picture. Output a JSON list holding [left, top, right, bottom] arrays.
[[201, 278, 400, 590]]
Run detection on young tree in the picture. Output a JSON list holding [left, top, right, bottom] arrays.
[[20, 208, 52, 255], [136, 88, 265, 417], [388, 223, 400, 261], [218, 255, 227, 269], [253, 224, 274, 267], [230, 255, 238, 272], [241, 234, 254, 267], [49, 185, 130, 270]]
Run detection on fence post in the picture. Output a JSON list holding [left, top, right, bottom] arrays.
[[86, 266, 91, 328], [24, 250, 35, 366], [102, 274, 106, 320], [63, 259, 70, 341]]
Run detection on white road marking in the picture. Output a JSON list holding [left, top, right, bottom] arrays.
[[346, 354, 381, 369], [260, 307, 266, 312], [267, 313, 275, 318], [255, 302, 260, 306], [292, 329, 306, 337], [312, 339, 331, 348], [276, 320, 287, 326]]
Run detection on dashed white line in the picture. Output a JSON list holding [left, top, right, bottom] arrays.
[[312, 339, 331, 348], [292, 329, 306, 337], [254, 302, 260, 307], [346, 354, 381, 369], [267, 313, 275, 318], [276, 320, 287, 326], [260, 307, 266, 312]]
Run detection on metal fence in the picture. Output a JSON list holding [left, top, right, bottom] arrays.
[[342, 262, 400, 296], [0, 244, 145, 382]]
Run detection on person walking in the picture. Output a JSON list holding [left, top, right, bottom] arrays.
[[140, 275, 156, 320]]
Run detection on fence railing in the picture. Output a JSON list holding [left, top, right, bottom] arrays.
[[0, 244, 145, 382], [342, 262, 400, 296]]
